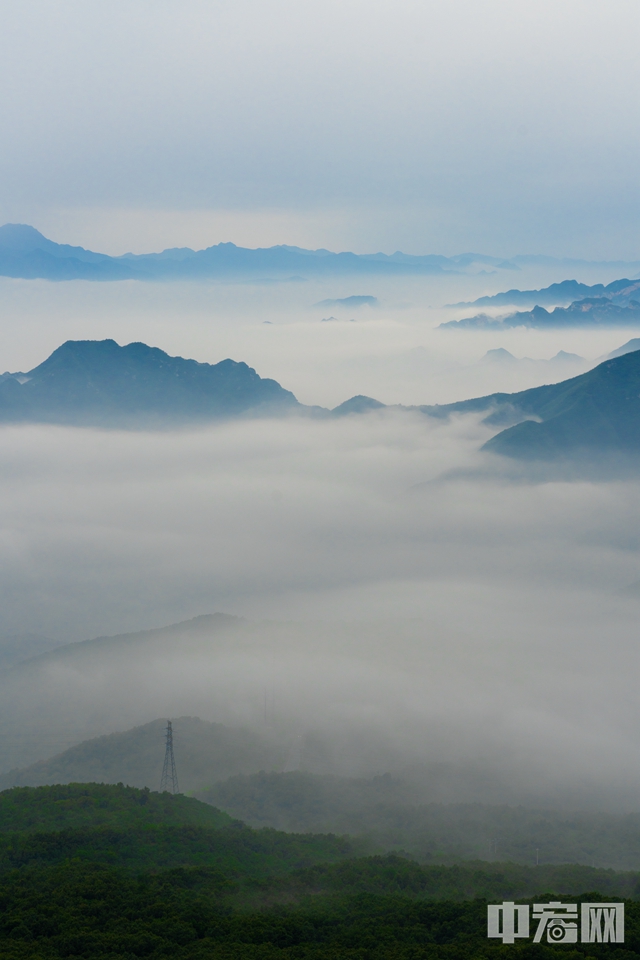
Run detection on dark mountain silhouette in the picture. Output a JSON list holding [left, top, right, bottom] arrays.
[[424, 350, 640, 459], [450, 277, 640, 310], [335, 352, 640, 459], [441, 297, 640, 329], [3, 334, 640, 456], [0, 339, 301, 426]]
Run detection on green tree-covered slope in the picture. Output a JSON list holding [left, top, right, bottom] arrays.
[[0, 783, 362, 877], [0, 861, 639, 959], [1, 784, 640, 958], [0, 783, 232, 833]]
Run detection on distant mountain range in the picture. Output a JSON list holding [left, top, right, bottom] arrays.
[[450, 277, 640, 310], [478, 348, 586, 373], [3, 336, 640, 459], [0, 223, 486, 280], [335, 343, 640, 460], [329, 342, 640, 460], [2, 223, 640, 282], [441, 296, 640, 329]]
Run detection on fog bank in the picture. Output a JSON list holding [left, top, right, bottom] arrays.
[[0, 410, 639, 810]]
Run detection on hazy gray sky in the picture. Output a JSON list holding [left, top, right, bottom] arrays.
[[1, 0, 639, 256]]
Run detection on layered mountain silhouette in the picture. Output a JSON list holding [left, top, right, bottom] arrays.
[[605, 338, 640, 360], [0, 224, 467, 280], [0, 339, 300, 426], [4, 335, 640, 457], [3, 224, 640, 282], [441, 296, 640, 329], [450, 277, 640, 310], [425, 347, 640, 459], [331, 345, 640, 460]]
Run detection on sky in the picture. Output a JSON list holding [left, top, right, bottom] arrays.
[[1, 0, 639, 257]]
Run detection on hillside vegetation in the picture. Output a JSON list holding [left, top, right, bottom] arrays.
[[0, 783, 359, 877], [0, 783, 640, 958], [1, 859, 640, 959], [0, 782, 232, 833]]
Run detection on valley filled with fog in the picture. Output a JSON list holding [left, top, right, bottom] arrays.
[[0, 262, 635, 408], [0, 268, 640, 818]]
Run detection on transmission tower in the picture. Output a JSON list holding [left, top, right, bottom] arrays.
[[160, 719, 179, 794]]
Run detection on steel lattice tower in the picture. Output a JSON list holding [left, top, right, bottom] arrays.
[[160, 719, 179, 794]]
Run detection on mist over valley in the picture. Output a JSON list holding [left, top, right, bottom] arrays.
[[2, 271, 640, 836]]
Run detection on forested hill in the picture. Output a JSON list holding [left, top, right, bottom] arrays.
[[0, 782, 361, 876], [0, 782, 232, 833], [0, 716, 281, 795], [1, 783, 640, 958]]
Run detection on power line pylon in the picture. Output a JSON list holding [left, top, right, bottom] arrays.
[[160, 719, 179, 794]]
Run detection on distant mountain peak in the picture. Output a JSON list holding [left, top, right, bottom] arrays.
[[0, 338, 301, 427], [0, 223, 51, 250]]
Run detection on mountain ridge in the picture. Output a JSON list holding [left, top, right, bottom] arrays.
[[441, 296, 640, 329], [449, 276, 640, 310], [3, 336, 640, 458], [0, 339, 303, 426], [3, 223, 640, 282], [419, 348, 640, 459]]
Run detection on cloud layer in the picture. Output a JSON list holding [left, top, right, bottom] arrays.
[[1, 408, 640, 808]]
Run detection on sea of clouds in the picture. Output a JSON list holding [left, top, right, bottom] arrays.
[[1, 269, 640, 808]]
